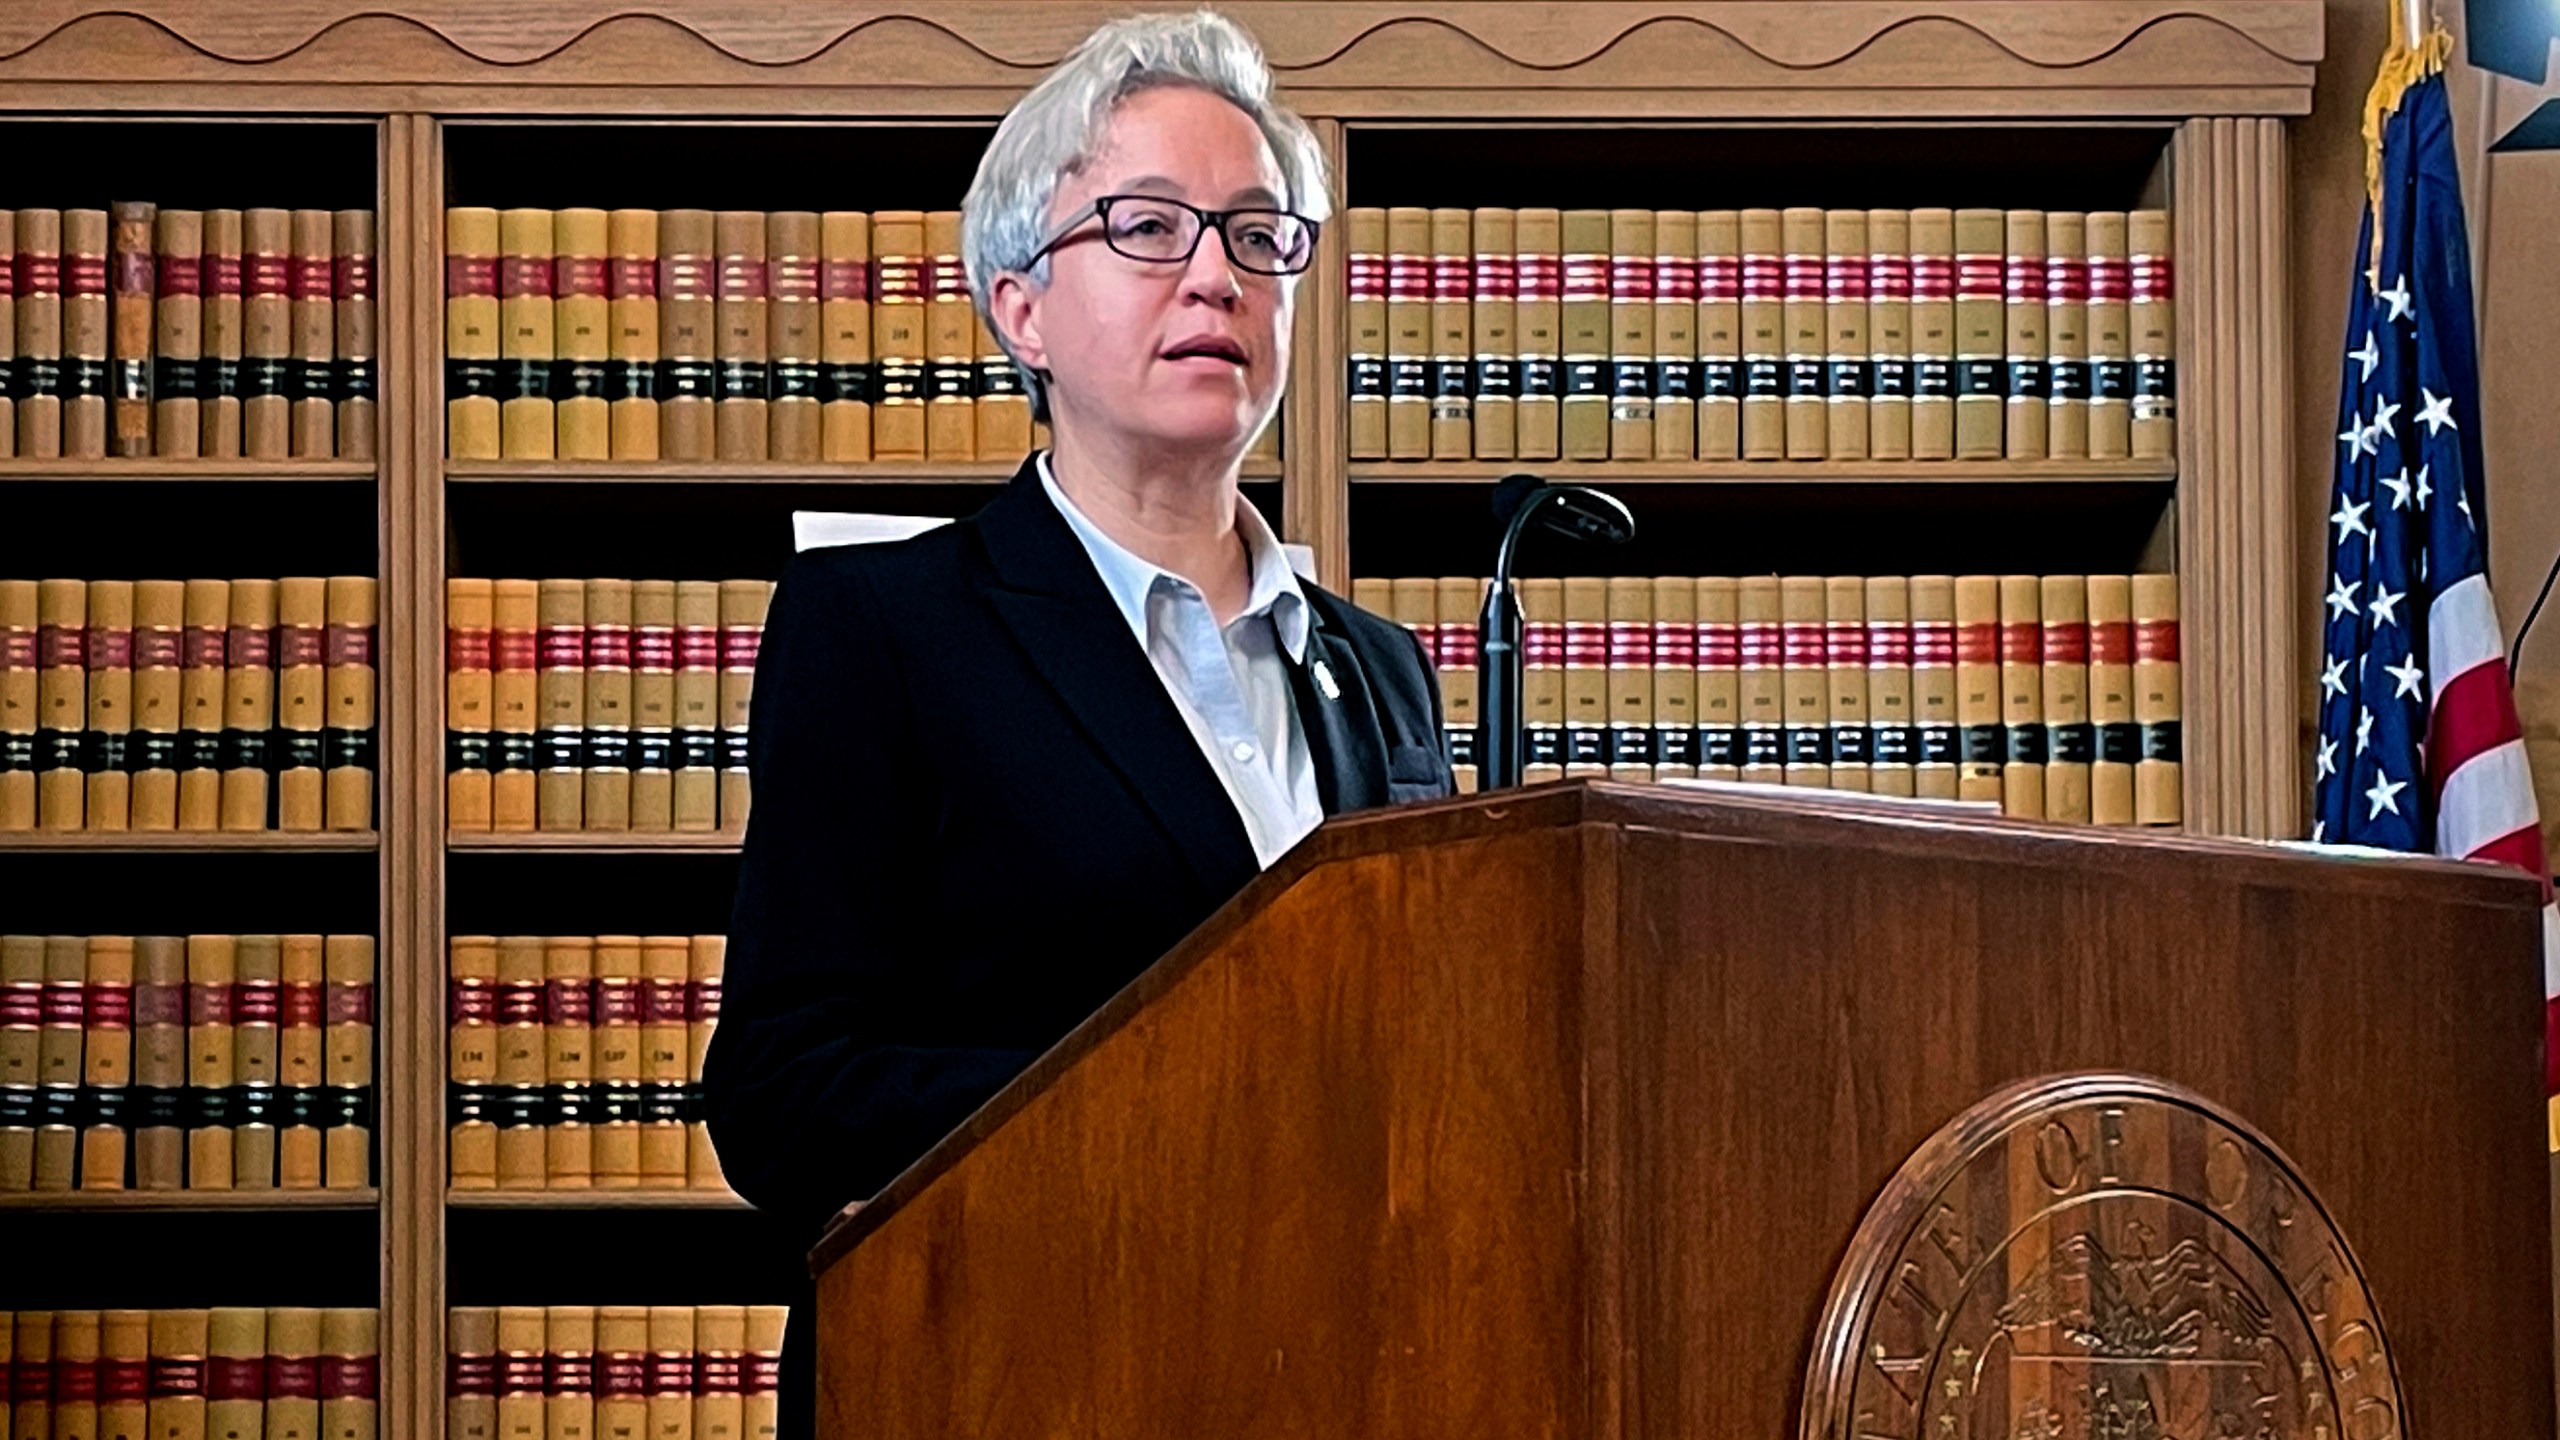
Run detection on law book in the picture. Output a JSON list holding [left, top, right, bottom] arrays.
[[670, 583, 720, 833], [643, 1311, 691, 1440], [241, 209, 294, 459], [628, 582, 676, 833], [2002, 210, 2049, 461], [536, 580, 586, 832], [0, 210, 16, 458], [1822, 210, 1870, 461], [574, 579, 632, 831], [1864, 577, 1915, 797], [1778, 576, 1831, 786], [553, 209, 611, 462], [322, 936, 370, 1190], [1645, 210, 1697, 462], [976, 312, 1031, 461], [0, 946, 25, 1168], [1736, 209, 1783, 460], [101, 1311, 148, 1440], [1908, 209, 1955, 460], [446, 934, 498, 1189], [229, 934, 283, 1188], [447, 1310, 497, 1440], [65, 209, 111, 458], [1557, 210, 1611, 462], [1603, 209, 1654, 460], [1779, 208, 1828, 459], [444, 208, 502, 460], [110, 202, 156, 457], [868, 211, 926, 462], [490, 580, 539, 833], [1467, 207, 1516, 461], [1512, 208, 1562, 462], [54, 1313, 101, 1440], [712, 211, 770, 462], [717, 582, 767, 830], [1824, 576, 1871, 792], [177, 580, 229, 832], [656, 210, 716, 463], [496, 1310, 544, 1440], [275, 935, 323, 1189], [1388, 580, 1435, 682], [740, 1311, 782, 1440], [1997, 575, 2046, 818], [492, 936, 545, 1188], [591, 1311, 644, 1440], [1952, 575, 2003, 803], [1434, 578, 1482, 790], [37, 578, 86, 829], [1867, 209, 1913, 460], [275, 578, 328, 833], [2086, 212, 2132, 460], [445, 580, 494, 831], [34, 935, 83, 1189], [1909, 575, 1959, 799], [85, 579, 135, 830], [686, 936, 724, 1190], [688, 1309, 741, 1440], [333, 211, 376, 461], [201, 210, 244, 458], [1426, 208, 1472, 459], [185, 935, 238, 1189], [204, 1309, 262, 1440], [324, 577, 374, 831], [921, 211, 973, 462], [498, 209, 557, 460], [146, 1311, 209, 1440], [765, 213, 822, 464], [289, 210, 335, 458], [2, 581, 35, 829], [2132, 572, 2181, 825], [606, 210, 659, 461], [1559, 578, 1609, 776], [2045, 212, 2090, 460], [1601, 578, 1653, 779], [591, 937, 643, 1189], [2129, 210, 2175, 461], [14, 1313, 50, 1440], [1697, 211, 1741, 460], [1344, 208, 1387, 460], [317, 1311, 375, 1440], [544, 1308, 593, 1440], [2038, 574, 2093, 823], [1649, 577, 1697, 780], [1950, 209, 2005, 460], [545, 936, 596, 1189], [818, 212, 871, 463], [1383, 206, 1431, 460], [263, 1309, 320, 1440], [640, 936, 690, 1188], [2086, 574, 2137, 824], [1736, 576, 1784, 784], [219, 578, 278, 832], [79, 934, 133, 1189], [1695, 577, 1740, 780], [131, 936, 186, 1188], [129, 581, 184, 829], [1517, 579, 1563, 783]]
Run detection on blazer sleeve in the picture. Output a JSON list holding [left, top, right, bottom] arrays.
[[703, 551, 1037, 1239]]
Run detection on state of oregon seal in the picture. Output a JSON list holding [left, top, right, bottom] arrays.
[[1802, 1074, 2402, 1440]]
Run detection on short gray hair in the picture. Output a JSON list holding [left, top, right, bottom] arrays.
[[960, 9, 1332, 421]]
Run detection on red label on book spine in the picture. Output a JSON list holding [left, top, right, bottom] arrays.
[[87, 981, 133, 1031], [1911, 621, 1955, 667], [717, 257, 767, 301], [208, 254, 243, 297], [1607, 255, 1653, 303], [1825, 254, 1871, 303], [1868, 253, 1912, 301], [2087, 257, 2131, 303], [545, 978, 593, 1026], [592, 978, 642, 1027], [692, 1357, 742, 1396], [190, 981, 233, 1025], [676, 627, 718, 671], [1866, 623, 1913, 667], [3, 627, 33, 668], [744, 1357, 781, 1394], [42, 982, 85, 1026], [720, 625, 762, 671], [88, 628, 135, 669], [609, 258, 659, 300], [1651, 621, 1695, 668], [1695, 620, 1739, 669], [208, 1358, 265, 1401], [278, 624, 326, 669], [50, 1359, 97, 1404], [1954, 622, 1998, 666], [99, 1360, 147, 1403], [554, 257, 607, 298], [493, 629, 537, 673], [185, 625, 227, 669], [632, 627, 675, 671], [65, 253, 107, 296], [1910, 256, 1954, 302], [1954, 255, 2003, 300], [289, 256, 332, 302], [280, 981, 323, 1029], [227, 625, 274, 668], [326, 625, 374, 668], [233, 979, 282, 1026], [596, 1356, 644, 1398], [1561, 620, 1606, 667], [1437, 623, 1479, 668], [1383, 250, 1427, 303], [0, 981, 41, 1028], [2133, 620, 2180, 662], [334, 254, 374, 300], [449, 976, 496, 1027], [1429, 254, 1469, 303], [319, 1356, 377, 1400], [2089, 621, 2133, 665], [537, 626, 585, 670], [1696, 255, 1738, 303], [1738, 623, 1781, 670], [262, 1357, 316, 1400], [1606, 621, 1652, 668], [1559, 253, 1607, 304], [38, 623, 85, 669], [1780, 253, 1823, 302], [1346, 252, 1385, 302], [585, 625, 632, 671], [2045, 256, 2089, 305], [2042, 622, 2090, 665], [496, 1356, 543, 1396], [2129, 256, 2173, 302], [687, 977, 722, 1024], [1780, 622, 1826, 668], [1514, 254, 1560, 302], [660, 253, 712, 301], [1469, 252, 1514, 300], [2003, 256, 2046, 303], [644, 978, 687, 1025], [1999, 622, 2040, 663], [1522, 619, 1562, 668], [495, 980, 542, 1028], [445, 1355, 495, 1398], [136, 627, 182, 669], [446, 627, 492, 673], [1826, 621, 1868, 668], [770, 256, 819, 302], [646, 1357, 692, 1395], [150, 1358, 206, 1399], [499, 258, 551, 300], [548, 1356, 594, 1396], [818, 259, 869, 302]]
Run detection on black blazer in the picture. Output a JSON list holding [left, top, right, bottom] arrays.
[[702, 455, 1456, 1240]]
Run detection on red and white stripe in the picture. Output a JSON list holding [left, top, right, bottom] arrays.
[[2424, 571, 2560, 1092]]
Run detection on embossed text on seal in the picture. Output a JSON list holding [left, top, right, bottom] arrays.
[[1801, 1074, 2402, 1440]]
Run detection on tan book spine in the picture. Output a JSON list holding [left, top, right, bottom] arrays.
[[818, 213, 873, 463], [322, 935, 372, 1189], [2, 581, 35, 829], [1696, 211, 1741, 459], [218, 579, 278, 833], [290, 209, 336, 458], [494, 936, 547, 1189], [643, 1312, 691, 1440], [1779, 208, 1826, 459], [445, 207, 501, 460], [1909, 209, 1955, 460], [1824, 576, 1871, 792], [687, 1310, 741, 1440], [130, 581, 185, 830], [2132, 572, 2181, 825], [177, 579, 229, 832], [1738, 576, 1785, 784], [591, 1313, 644, 1440], [241, 208, 294, 459], [766, 213, 822, 464], [1389, 581, 1435, 682], [536, 580, 586, 832], [51, 1313, 101, 1440], [606, 210, 659, 462], [79, 935, 133, 1188], [181, 933, 239, 1186], [1649, 211, 1697, 461], [1695, 577, 1740, 780], [713, 211, 769, 462], [131, 935, 186, 1188], [324, 577, 375, 831], [582, 580, 634, 833], [490, 581, 538, 833], [36, 577, 85, 829], [1598, 210, 1652, 461], [921, 211, 973, 461], [544, 1309, 593, 1440], [205, 1310, 263, 1440], [2129, 210, 2175, 461], [1383, 207, 1431, 460], [1427, 208, 1474, 459], [202, 210, 243, 458], [2087, 575, 2137, 824], [333, 210, 377, 461], [717, 582, 769, 831], [869, 211, 926, 461], [1999, 575, 2046, 817], [544, 935, 595, 1188], [2045, 212, 2089, 460], [686, 935, 725, 1190], [1519, 578, 1563, 783], [657, 210, 715, 462], [448, 1310, 498, 1440], [3, 936, 43, 1188], [1648, 578, 1697, 779], [1512, 208, 1562, 462], [1469, 208, 1516, 461], [2041, 574, 2093, 823], [262, 1310, 320, 1440], [740, 1311, 782, 1440], [1953, 576, 2003, 803], [591, 936, 643, 1189], [111, 202, 156, 458], [495, 1311, 544, 1440], [147, 1312, 209, 1440], [2086, 212, 2132, 459], [85, 580, 135, 830], [640, 937, 689, 1187], [34, 936, 84, 1188], [317, 1311, 376, 1440], [1952, 209, 2005, 460], [9, 1314, 47, 1440], [230, 934, 284, 1188], [1778, 576, 1831, 786], [670, 584, 719, 833], [1910, 575, 1959, 799], [1865, 210, 1912, 460], [628, 583, 675, 832], [1824, 210, 1870, 461], [2003, 210, 2048, 460], [276, 935, 324, 1190], [1558, 210, 1611, 462], [447, 934, 499, 1189], [1737, 209, 1783, 459], [552, 209, 611, 462], [1603, 577, 1654, 780], [100, 1311, 149, 1440], [1434, 578, 1482, 793], [498, 209, 556, 460], [275, 578, 328, 833], [978, 296, 1031, 463], [1345, 208, 1387, 460], [1560, 577, 1609, 775], [65, 209, 109, 459], [1864, 578, 1915, 797]]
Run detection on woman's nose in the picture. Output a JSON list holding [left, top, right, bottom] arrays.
[[1180, 229, 1244, 306]]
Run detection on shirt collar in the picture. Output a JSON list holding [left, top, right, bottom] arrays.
[[1037, 449, 1310, 662]]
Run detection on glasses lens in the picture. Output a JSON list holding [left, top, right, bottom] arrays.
[[1225, 210, 1314, 274], [1102, 199, 1203, 262]]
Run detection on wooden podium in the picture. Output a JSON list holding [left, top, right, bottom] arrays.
[[808, 782, 2552, 1438]]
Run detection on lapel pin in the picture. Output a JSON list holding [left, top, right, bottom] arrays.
[[1312, 657, 1340, 701]]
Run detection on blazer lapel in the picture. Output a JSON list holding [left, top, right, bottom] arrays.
[[974, 459, 1260, 895], [1288, 595, 1389, 815]]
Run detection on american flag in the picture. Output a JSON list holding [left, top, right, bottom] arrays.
[[2311, 49, 2560, 1124]]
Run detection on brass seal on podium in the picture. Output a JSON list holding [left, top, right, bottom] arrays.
[[1802, 1074, 2401, 1440]]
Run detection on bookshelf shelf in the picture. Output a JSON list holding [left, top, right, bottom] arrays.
[[445, 459, 1023, 486], [1347, 458, 2179, 486], [0, 830, 379, 853], [446, 831, 743, 853], [0, 459, 376, 482], [447, 1190, 752, 1210], [0, 1188, 380, 1211]]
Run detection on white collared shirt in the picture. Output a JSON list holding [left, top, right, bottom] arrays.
[[1038, 451, 1325, 868]]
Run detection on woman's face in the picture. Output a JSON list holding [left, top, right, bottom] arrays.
[[1002, 84, 1298, 460]]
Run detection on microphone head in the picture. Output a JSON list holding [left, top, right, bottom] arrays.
[[1491, 472, 1547, 528], [1543, 485, 1636, 546]]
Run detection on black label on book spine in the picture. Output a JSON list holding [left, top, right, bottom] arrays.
[[674, 729, 720, 770], [557, 359, 609, 400], [2092, 358, 2134, 401], [657, 357, 715, 400], [1566, 725, 1608, 767], [1786, 357, 1825, 397], [445, 357, 500, 399], [203, 356, 240, 399], [181, 729, 222, 771], [1388, 358, 1430, 398], [720, 729, 750, 770], [1348, 355, 1387, 398], [2006, 725, 2049, 765], [1443, 725, 1478, 770], [113, 358, 149, 402], [537, 728, 585, 772], [324, 727, 374, 772], [2134, 357, 2175, 397], [2047, 360, 2091, 401], [1433, 360, 1470, 399], [1914, 357, 1954, 398], [1651, 358, 1696, 400], [1871, 356, 1913, 398], [550, 1084, 590, 1128], [278, 731, 324, 772], [641, 1084, 683, 1125], [446, 730, 491, 773], [2049, 722, 2095, 764], [1742, 725, 1785, 769], [925, 360, 972, 402], [2005, 358, 2048, 400], [1517, 357, 1559, 398], [494, 357, 547, 403], [1743, 358, 1784, 398], [0, 734, 30, 772], [0, 1085, 34, 1127], [1700, 359, 1741, 399], [155, 357, 202, 399], [1918, 724, 1960, 765], [14, 356, 62, 400], [1471, 357, 1517, 397], [1832, 724, 1873, 765], [191, 1085, 233, 1130], [875, 359, 924, 403], [769, 360, 821, 401], [1701, 725, 1740, 768], [133, 1086, 183, 1129], [231, 1084, 277, 1130], [1525, 725, 1564, 767], [716, 359, 769, 400], [1961, 723, 2006, 764], [976, 359, 1025, 398], [280, 1087, 321, 1130], [37, 729, 81, 772], [220, 728, 269, 772], [606, 358, 659, 402], [1652, 726, 1699, 768], [64, 357, 107, 399], [493, 731, 537, 772], [334, 357, 377, 403], [87, 1086, 129, 1131], [495, 1086, 543, 1130], [292, 358, 333, 402], [631, 729, 673, 772], [1825, 359, 1869, 399], [1955, 358, 2004, 397], [1610, 359, 1650, 399], [1562, 359, 1606, 398], [2097, 722, 2142, 764], [2142, 721, 2182, 763], [1785, 725, 1832, 766], [820, 362, 873, 405], [1870, 723, 1915, 765], [81, 730, 128, 774], [584, 730, 632, 771], [324, 1087, 369, 1131], [131, 732, 179, 773], [1607, 726, 1655, 766], [34, 1085, 78, 1130], [239, 356, 290, 399], [594, 1083, 643, 1126]]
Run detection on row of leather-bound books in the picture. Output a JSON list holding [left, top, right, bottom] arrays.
[[0, 934, 374, 1193], [0, 578, 378, 833], [1, 1310, 378, 1440], [446, 935, 726, 1194], [1346, 206, 2174, 465], [445, 1307, 785, 1440], [444, 579, 769, 834], [0, 205, 375, 461], [1355, 572, 2183, 826]]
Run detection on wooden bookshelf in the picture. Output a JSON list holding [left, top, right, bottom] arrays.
[[446, 831, 743, 854], [0, 830, 380, 853], [1346, 457, 2180, 485], [446, 1190, 751, 1211], [0, 1188, 381, 1211], [0, 459, 376, 482]]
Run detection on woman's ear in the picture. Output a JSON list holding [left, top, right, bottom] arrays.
[[986, 271, 1047, 374]]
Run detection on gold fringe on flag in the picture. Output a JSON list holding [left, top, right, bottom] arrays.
[[2361, 0, 2455, 284]]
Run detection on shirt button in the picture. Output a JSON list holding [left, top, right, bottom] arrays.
[[1230, 741, 1256, 762]]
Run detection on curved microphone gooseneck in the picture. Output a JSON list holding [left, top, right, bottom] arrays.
[[1475, 475, 1636, 790]]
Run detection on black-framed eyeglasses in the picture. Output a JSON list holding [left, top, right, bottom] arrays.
[[1028, 194, 1320, 277]]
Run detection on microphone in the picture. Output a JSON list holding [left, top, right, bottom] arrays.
[[1476, 475, 1636, 790]]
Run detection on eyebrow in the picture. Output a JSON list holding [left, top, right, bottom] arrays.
[[1115, 174, 1286, 208]]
